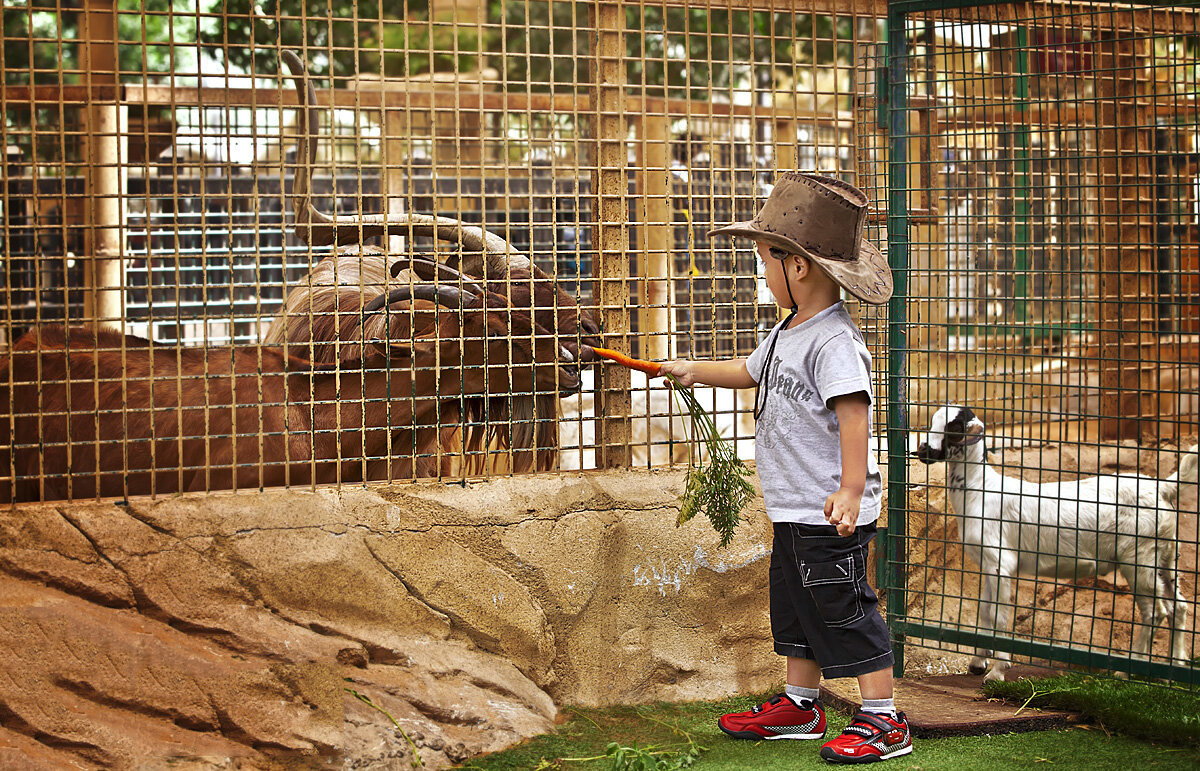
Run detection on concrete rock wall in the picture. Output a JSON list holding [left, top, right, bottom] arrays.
[[0, 468, 778, 769]]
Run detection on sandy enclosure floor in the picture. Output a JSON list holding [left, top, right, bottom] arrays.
[[894, 437, 1200, 676]]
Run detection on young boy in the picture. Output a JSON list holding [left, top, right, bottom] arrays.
[[658, 172, 910, 763]]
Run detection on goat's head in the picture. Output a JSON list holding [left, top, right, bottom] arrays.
[[361, 284, 582, 396], [388, 257, 602, 362], [281, 50, 599, 348], [914, 405, 985, 464], [279, 50, 597, 471]]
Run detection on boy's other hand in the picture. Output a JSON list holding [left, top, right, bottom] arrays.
[[824, 487, 862, 537], [657, 360, 696, 387]]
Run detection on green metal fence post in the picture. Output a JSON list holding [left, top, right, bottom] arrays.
[[885, 2, 910, 680], [1013, 25, 1031, 337]]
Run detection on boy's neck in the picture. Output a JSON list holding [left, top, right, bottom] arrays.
[[785, 289, 842, 328]]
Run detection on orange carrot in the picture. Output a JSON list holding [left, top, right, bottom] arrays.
[[590, 346, 662, 376]]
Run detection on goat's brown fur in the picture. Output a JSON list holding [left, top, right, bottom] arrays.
[[1, 295, 576, 503], [270, 52, 600, 478], [264, 251, 598, 476]]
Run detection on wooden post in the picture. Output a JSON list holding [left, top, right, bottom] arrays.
[[1096, 31, 1157, 440], [81, 0, 125, 329], [590, 1, 632, 468], [775, 119, 798, 172], [910, 106, 947, 367], [636, 113, 672, 361], [383, 107, 411, 255]]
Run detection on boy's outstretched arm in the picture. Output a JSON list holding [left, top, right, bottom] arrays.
[[658, 358, 755, 389], [825, 391, 871, 536]]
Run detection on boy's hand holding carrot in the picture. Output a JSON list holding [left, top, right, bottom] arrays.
[[656, 360, 697, 387], [588, 347, 752, 390]]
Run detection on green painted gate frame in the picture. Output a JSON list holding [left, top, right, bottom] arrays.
[[878, 0, 1199, 686]]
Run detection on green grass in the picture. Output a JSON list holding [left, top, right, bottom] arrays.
[[460, 689, 1200, 771], [983, 673, 1200, 748]]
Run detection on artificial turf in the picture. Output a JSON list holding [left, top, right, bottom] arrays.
[[460, 686, 1200, 771]]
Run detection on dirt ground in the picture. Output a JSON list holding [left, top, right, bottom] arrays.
[[895, 436, 1200, 675]]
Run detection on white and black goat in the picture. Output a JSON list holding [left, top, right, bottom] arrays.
[[915, 405, 1198, 681]]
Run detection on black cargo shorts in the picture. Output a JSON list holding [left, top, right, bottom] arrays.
[[770, 521, 895, 679]]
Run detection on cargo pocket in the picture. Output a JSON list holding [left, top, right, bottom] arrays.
[[799, 554, 865, 628]]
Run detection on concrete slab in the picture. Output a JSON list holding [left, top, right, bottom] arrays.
[[820, 665, 1081, 738]]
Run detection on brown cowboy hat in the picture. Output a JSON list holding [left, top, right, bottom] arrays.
[[708, 172, 893, 305]]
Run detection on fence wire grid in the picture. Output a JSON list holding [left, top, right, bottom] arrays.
[[867, 0, 1200, 684], [1, 0, 877, 495], [1, 0, 1199, 686]]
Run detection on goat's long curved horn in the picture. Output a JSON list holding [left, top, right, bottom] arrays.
[[282, 50, 323, 245], [361, 284, 477, 315], [280, 51, 529, 280], [398, 257, 486, 297]]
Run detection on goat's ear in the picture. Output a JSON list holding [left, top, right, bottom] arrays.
[[366, 340, 414, 361], [947, 415, 985, 447]]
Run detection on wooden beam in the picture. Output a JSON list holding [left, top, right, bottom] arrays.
[[1095, 31, 1158, 440], [81, 0, 124, 330], [119, 83, 860, 124], [636, 113, 673, 362], [591, 1, 633, 469]]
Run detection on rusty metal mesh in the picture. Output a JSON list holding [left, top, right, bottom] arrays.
[[0, 1, 882, 499]]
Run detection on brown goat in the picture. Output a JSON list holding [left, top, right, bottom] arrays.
[[0, 286, 580, 503], [266, 51, 600, 477]]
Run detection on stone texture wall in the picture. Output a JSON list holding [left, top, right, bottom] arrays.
[[0, 468, 779, 770]]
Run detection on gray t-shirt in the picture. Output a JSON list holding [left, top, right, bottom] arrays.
[[746, 301, 882, 526]]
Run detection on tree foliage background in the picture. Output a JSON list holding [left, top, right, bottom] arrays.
[[3, 1, 1196, 95], [1, 0, 859, 99]]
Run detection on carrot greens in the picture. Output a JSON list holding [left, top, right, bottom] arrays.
[[663, 374, 755, 548], [591, 347, 755, 547]]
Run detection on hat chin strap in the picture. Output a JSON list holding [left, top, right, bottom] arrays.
[[784, 266, 799, 313]]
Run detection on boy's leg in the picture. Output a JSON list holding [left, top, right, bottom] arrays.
[[718, 530, 828, 741], [784, 656, 822, 710], [820, 666, 911, 763], [857, 665, 896, 716], [787, 656, 822, 690]]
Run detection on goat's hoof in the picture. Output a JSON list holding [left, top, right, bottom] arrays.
[[983, 669, 1007, 683]]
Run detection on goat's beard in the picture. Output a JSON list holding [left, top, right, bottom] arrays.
[[413, 392, 558, 478]]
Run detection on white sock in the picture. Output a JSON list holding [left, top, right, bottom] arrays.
[[785, 684, 820, 707], [861, 698, 896, 717]]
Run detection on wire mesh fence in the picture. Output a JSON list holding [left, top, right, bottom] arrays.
[[0, 1, 879, 496], [870, 0, 1200, 685], [3, 0, 1197, 687]]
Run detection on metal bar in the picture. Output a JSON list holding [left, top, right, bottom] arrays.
[[892, 0, 1198, 11], [893, 619, 1200, 685], [885, 5, 911, 678]]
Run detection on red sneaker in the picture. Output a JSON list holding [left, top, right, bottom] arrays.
[[718, 694, 827, 740], [819, 710, 912, 763]]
